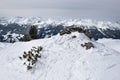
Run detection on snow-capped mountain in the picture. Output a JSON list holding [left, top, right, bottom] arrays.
[[0, 17, 120, 43], [0, 31, 120, 80]]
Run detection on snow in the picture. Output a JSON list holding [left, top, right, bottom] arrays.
[[0, 17, 120, 30], [97, 38, 120, 53], [0, 42, 11, 50], [3, 32, 23, 42], [0, 32, 120, 80]]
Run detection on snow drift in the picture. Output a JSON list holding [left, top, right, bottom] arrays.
[[0, 32, 120, 80]]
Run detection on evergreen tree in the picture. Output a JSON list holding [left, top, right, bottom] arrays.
[[29, 25, 38, 39]]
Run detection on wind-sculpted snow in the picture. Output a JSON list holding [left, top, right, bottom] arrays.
[[97, 38, 120, 53], [0, 32, 120, 80]]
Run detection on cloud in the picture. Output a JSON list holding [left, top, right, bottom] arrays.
[[0, 0, 120, 21], [0, 0, 119, 9]]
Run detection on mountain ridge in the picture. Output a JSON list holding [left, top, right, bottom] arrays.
[[0, 17, 120, 43], [0, 17, 120, 29]]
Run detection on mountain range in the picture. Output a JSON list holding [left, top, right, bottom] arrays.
[[0, 17, 120, 42]]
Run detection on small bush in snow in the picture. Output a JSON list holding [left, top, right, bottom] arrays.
[[72, 35, 77, 38], [22, 34, 31, 41], [19, 46, 43, 70], [81, 42, 94, 50]]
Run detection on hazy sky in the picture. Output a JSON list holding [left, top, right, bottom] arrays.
[[0, 0, 120, 21]]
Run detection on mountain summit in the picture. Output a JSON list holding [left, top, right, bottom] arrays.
[[0, 31, 120, 80]]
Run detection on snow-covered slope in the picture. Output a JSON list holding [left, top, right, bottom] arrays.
[[0, 32, 120, 80], [97, 38, 120, 53]]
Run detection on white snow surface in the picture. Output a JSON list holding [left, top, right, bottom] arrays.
[[0, 32, 120, 80], [0, 17, 120, 30], [97, 38, 120, 53]]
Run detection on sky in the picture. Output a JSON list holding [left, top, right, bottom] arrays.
[[0, 0, 120, 21]]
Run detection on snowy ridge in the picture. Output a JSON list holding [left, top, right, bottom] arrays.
[[0, 32, 120, 80], [0, 17, 120, 30]]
